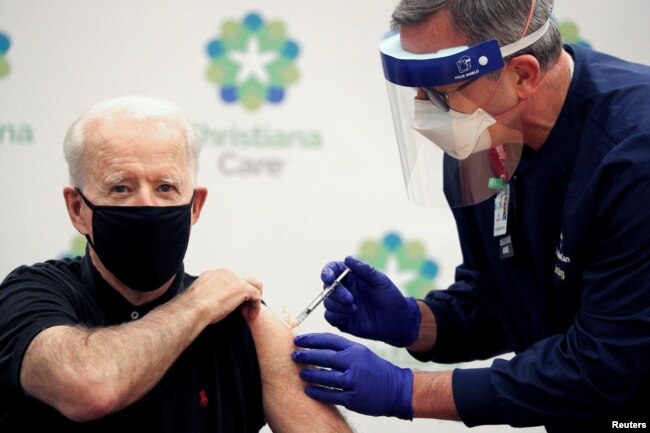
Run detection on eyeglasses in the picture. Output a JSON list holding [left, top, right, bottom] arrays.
[[419, 77, 479, 112]]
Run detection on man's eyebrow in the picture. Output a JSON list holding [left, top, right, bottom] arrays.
[[99, 175, 183, 188], [160, 176, 182, 185], [103, 174, 127, 185]]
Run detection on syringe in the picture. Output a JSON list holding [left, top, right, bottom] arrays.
[[294, 268, 351, 325]]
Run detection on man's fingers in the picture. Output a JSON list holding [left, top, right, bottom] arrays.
[[241, 274, 263, 294]]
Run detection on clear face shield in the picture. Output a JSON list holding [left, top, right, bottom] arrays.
[[380, 20, 550, 207]]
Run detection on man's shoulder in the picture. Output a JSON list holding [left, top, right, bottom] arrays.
[[570, 44, 650, 100], [566, 45, 650, 151], [1, 256, 84, 290], [570, 43, 650, 71], [181, 271, 198, 285]]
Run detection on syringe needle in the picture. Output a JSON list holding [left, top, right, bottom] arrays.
[[295, 268, 351, 325]]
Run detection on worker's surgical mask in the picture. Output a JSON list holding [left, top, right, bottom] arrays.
[[411, 99, 495, 160], [77, 189, 194, 292]]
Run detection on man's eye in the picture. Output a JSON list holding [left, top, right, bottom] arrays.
[[159, 184, 174, 193], [113, 186, 128, 193]]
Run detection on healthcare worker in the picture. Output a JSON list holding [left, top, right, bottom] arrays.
[[291, 0, 650, 432]]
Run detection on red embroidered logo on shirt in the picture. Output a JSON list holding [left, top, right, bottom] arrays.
[[199, 388, 209, 408]]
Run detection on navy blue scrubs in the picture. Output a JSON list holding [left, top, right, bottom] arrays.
[[414, 45, 650, 432]]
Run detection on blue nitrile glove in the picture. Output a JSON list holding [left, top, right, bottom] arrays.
[[322, 256, 421, 347], [292, 332, 413, 420]]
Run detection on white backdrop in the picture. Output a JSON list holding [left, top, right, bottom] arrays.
[[1, 1, 649, 432]]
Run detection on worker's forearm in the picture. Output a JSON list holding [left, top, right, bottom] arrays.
[[412, 370, 460, 421], [407, 300, 437, 353], [408, 303, 459, 420]]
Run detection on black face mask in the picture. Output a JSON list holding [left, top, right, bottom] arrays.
[[76, 189, 194, 292]]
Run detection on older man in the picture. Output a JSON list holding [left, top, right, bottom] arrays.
[[0, 96, 351, 432]]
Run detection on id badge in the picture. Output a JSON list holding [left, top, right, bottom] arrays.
[[493, 183, 510, 237]]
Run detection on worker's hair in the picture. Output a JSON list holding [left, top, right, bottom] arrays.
[[390, 0, 562, 71], [63, 95, 201, 188]]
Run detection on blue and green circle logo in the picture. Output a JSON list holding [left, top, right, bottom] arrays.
[[205, 12, 300, 111], [357, 232, 439, 299], [358, 232, 451, 368], [0, 31, 11, 79]]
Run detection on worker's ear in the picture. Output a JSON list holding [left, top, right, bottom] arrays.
[[63, 186, 91, 236], [190, 187, 208, 225], [507, 54, 541, 100]]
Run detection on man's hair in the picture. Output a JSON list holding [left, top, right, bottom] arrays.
[[63, 95, 202, 188], [390, 0, 562, 71]]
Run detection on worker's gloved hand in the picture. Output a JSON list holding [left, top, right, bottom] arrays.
[[322, 256, 421, 347], [292, 332, 413, 420]]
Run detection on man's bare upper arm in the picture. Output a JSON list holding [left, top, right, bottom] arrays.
[[244, 304, 353, 433]]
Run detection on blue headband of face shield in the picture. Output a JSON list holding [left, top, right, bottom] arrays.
[[379, 19, 551, 87], [380, 36, 504, 87]]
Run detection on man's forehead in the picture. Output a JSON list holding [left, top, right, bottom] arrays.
[[399, 10, 467, 55], [91, 115, 183, 142], [84, 118, 186, 159], [83, 131, 189, 186]]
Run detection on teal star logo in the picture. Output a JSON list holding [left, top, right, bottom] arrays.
[[0, 31, 11, 79], [357, 232, 439, 298], [205, 12, 300, 111]]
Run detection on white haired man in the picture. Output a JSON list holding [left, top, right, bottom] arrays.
[[0, 95, 352, 433]]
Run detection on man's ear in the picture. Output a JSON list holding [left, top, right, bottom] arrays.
[[190, 187, 208, 225], [63, 186, 90, 236], [508, 54, 541, 100]]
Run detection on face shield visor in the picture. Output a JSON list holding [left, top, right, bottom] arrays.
[[380, 19, 550, 207]]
